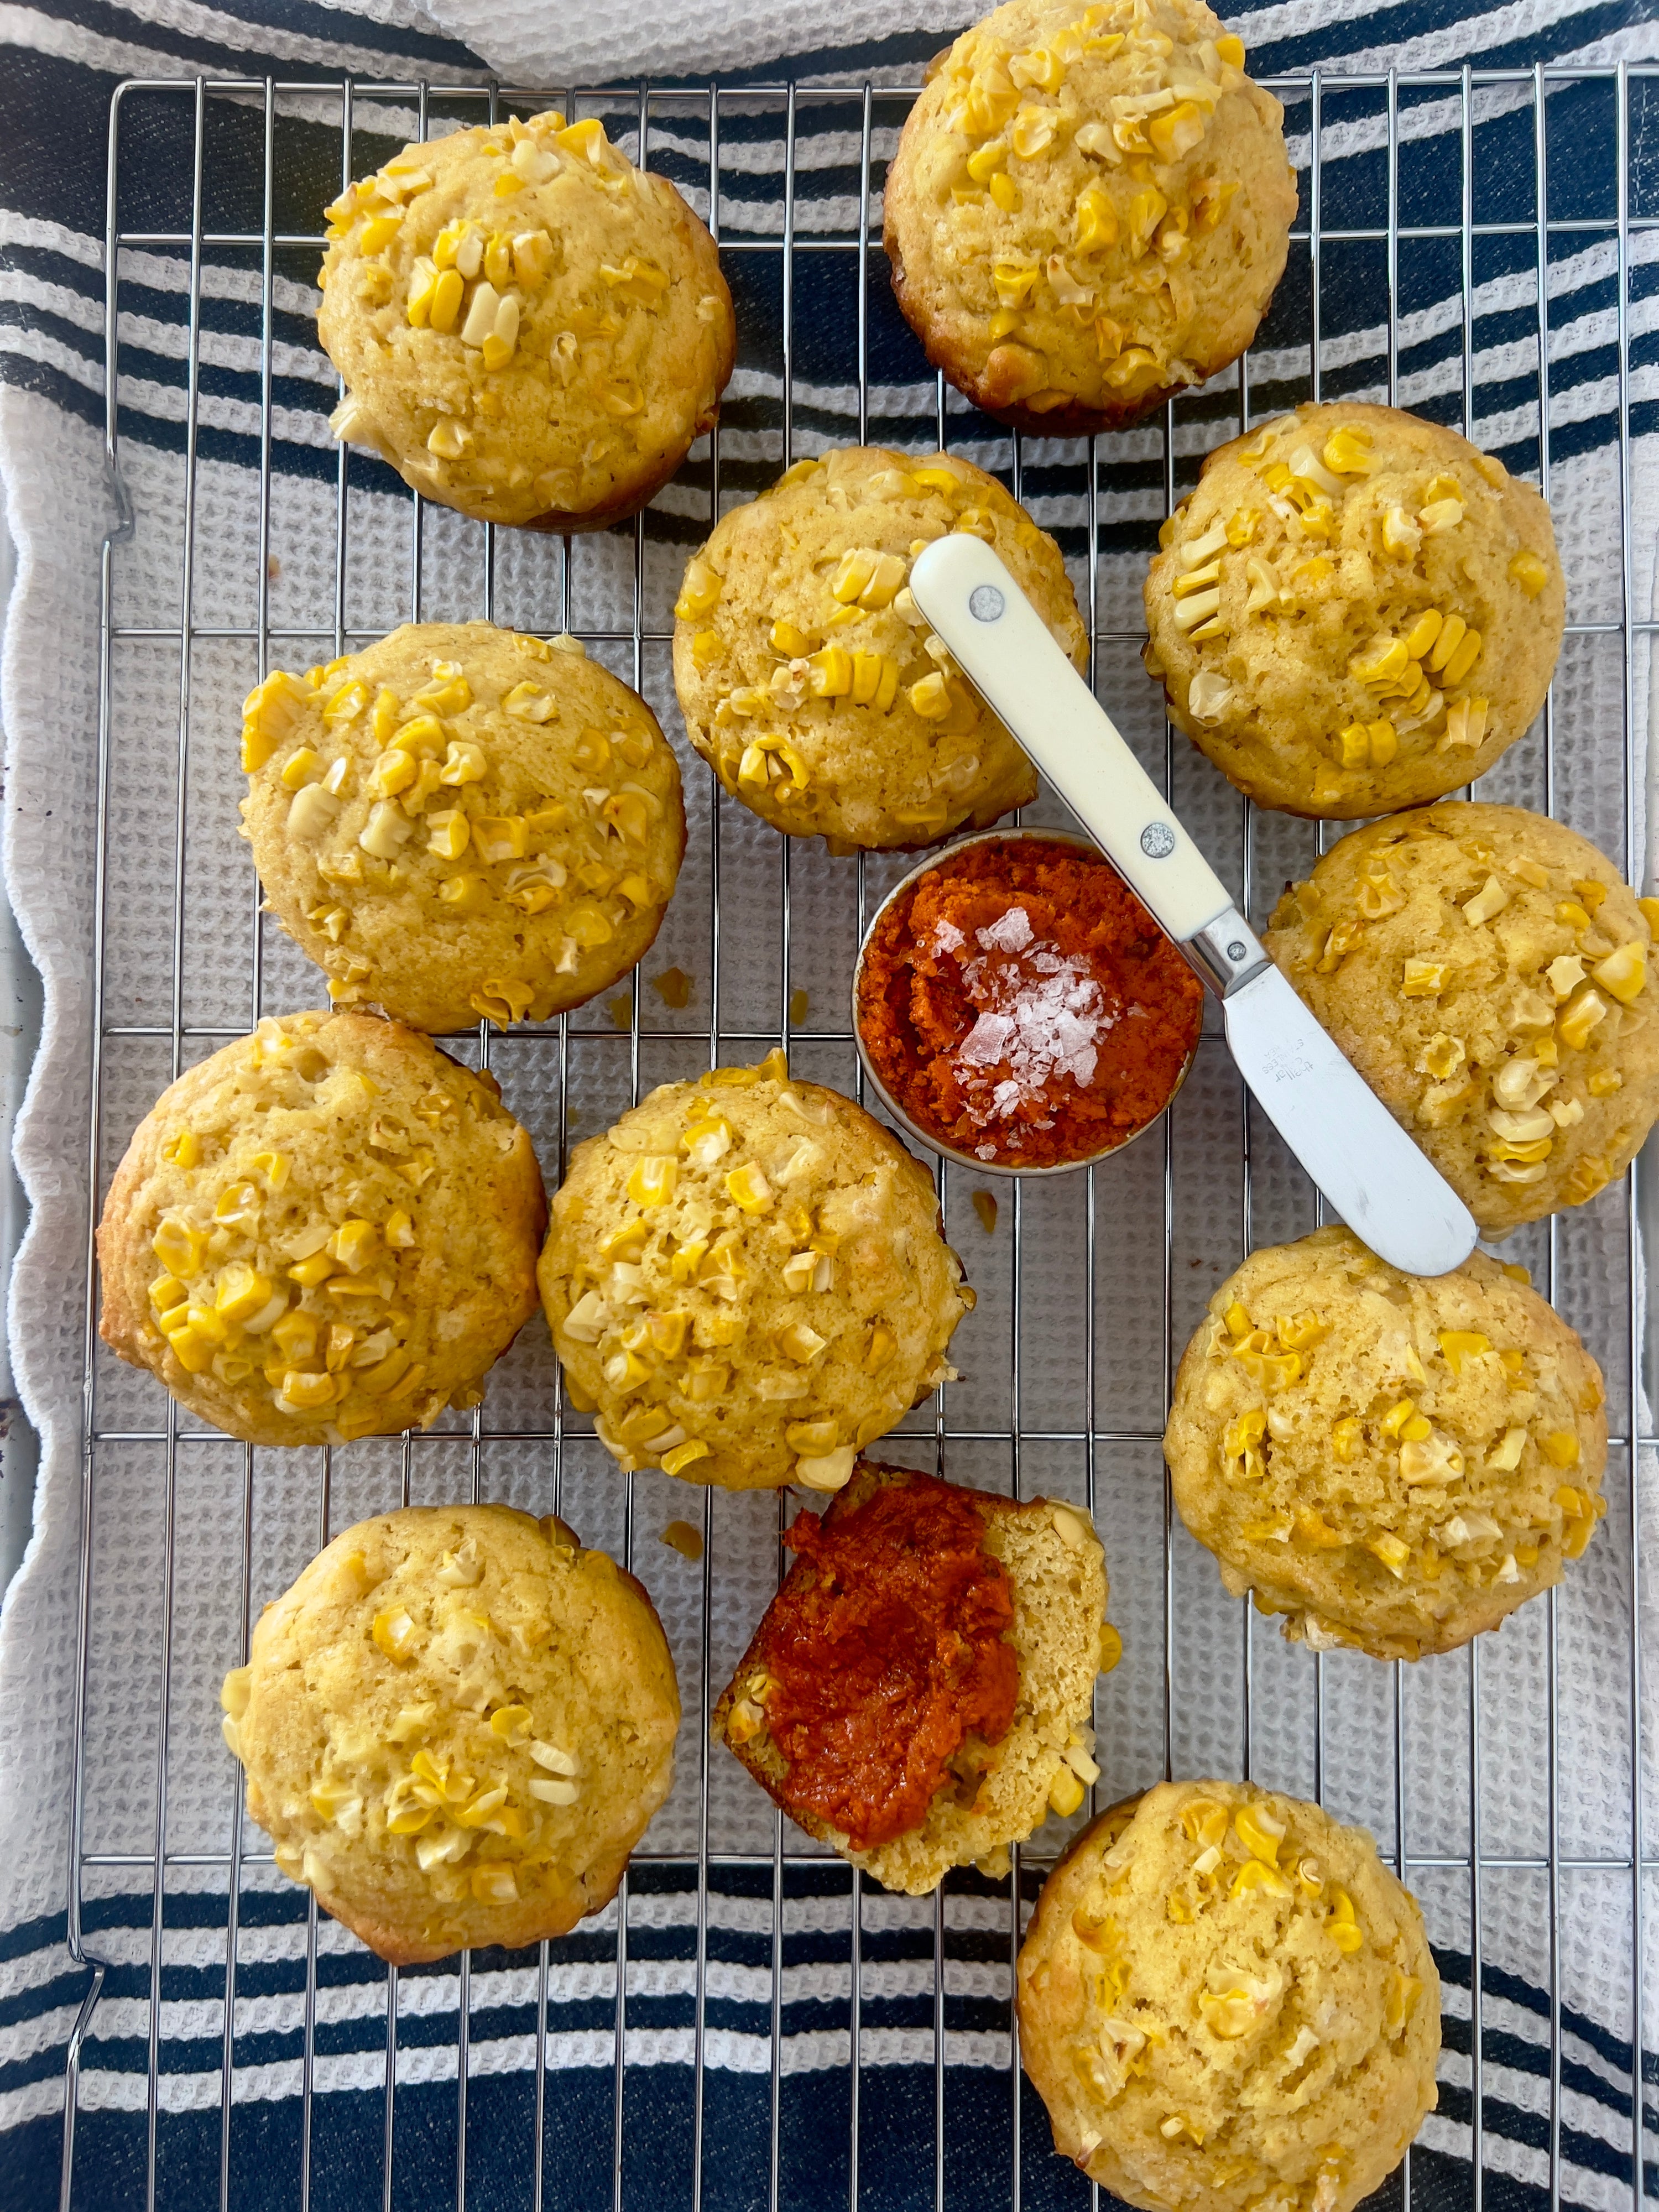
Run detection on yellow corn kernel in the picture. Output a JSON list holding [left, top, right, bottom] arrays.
[[1223, 1406, 1267, 1459], [1402, 609, 1443, 660], [1234, 1801, 1286, 1866], [1425, 612, 1466, 672], [1402, 959, 1449, 998], [1323, 426, 1375, 476], [808, 645, 853, 698], [1217, 32, 1245, 64], [627, 1156, 678, 1209], [1558, 987, 1608, 1051], [1097, 1621, 1123, 1674], [1593, 941, 1646, 1004], [216, 1262, 278, 1327], [660, 1439, 711, 1477], [163, 1130, 201, 1169], [1074, 184, 1118, 252], [1328, 1891, 1364, 1953], [1219, 1859, 1293, 1913], [1509, 549, 1549, 597], [149, 1271, 189, 1317], [1438, 1330, 1490, 1375], [1350, 637, 1410, 686], [1331, 1415, 1362, 1462], [987, 171, 1020, 212], [372, 1604, 418, 1660], [1147, 100, 1206, 163], [1442, 627, 1482, 687], [681, 628, 723, 676], [724, 1162, 773, 1214], [863, 1323, 897, 1373], [848, 650, 886, 706], [429, 268, 464, 333], [436, 873, 488, 914], [152, 1216, 206, 1277], [1048, 1765, 1085, 1818], [1380, 1399, 1417, 1439], [1543, 1431, 1580, 1468], [675, 559, 723, 620], [909, 672, 951, 720], [1589, 1069, 1623, 1097], [992, 260, 1038, 310], [1366, 1532, 1411, 1580], [416, 808, 467, 863]]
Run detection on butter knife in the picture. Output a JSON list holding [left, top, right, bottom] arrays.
[[908, 534, 1479, 1277]]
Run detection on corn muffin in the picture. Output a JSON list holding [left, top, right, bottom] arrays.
[[1164, 1228, 1608, 1661], [1264, 802, 1659, 1234], [712, 1461, 1114, 1892], [319, 109, 734, 532], [221, 1504, 679, 1964], [238, 623, 685, 1033], [1144, 403, 1564, 816], [97, 1011, 545, 1446], [1018, 1782, 1439, 2212], [882, 0, 1296, 434], [538, 1051, 973, 1489], [671, 446, 1087, 851]]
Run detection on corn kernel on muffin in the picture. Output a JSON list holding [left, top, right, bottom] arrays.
[[1264, 803, 1659, 1234], [238, 624, 684, 1033], [1144, 404, 1564, 817], [712, 1460, 1113, 1893], [882, 0, 1296, 435], [221, 1504, 680, 1965], [1164, 1228, 1608, 1662], [538, 1051, 973, 1489], [319, 109, 734, 532], [671, 446, 1087, 851], [97, 1011, 545, 1446], [1018, 1782, 1439, 2212]]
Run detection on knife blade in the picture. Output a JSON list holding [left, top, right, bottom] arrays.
[[908, 533, 1479, 1277]]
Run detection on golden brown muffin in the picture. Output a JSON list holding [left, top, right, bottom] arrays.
[[1164, 1228, 1608, 1661], [97, 1011, 545, 1445], [1017, 1782, 1439, 2212], [238, 624, 684, 1032], [319, 109, 734, 531], [671, 446, 1087, 849], [221, 1505, 680, 1964], [1264, 804, 1659, 1234], [883, 0, 1296, 434], [538, 1051, 973, 1489], [1144, 404, 1564, 816], [711, 1461, 1114, 1892]]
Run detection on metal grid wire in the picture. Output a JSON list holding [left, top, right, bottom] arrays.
[[55, 56, 1658, 2212]]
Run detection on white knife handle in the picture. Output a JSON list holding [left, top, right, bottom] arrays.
[[910, 535, 1232, 946]]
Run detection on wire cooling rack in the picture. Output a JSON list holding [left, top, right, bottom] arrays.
[[56, 56, 1659, 2212]]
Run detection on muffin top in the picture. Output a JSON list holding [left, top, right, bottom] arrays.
[[1264, 803, 1659, 1233], [222, 1504, 679, 1964], [319, 109, 734, 530], [538, 1051, 973, 1489], [1016, 1782, 1439, 2212], [1144, 404, 1564, 817], [239, 623, 684, 1032], [671, 446, 1086, 850], [883, 0, 1297, 430], [1164, 1228, 1608, 1661], [97, 1011, 545, 1446]]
